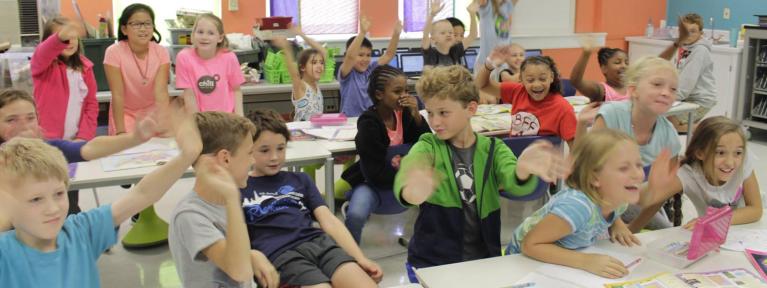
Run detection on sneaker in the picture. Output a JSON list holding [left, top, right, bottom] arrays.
[[340, 201, 349, 220]]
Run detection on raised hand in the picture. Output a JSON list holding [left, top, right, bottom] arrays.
[[360, 16, 371, 33], [645, 149, 679, 205], [676, 16, 690, 45], [174, 113, 202, 159], [393, 20, 403, 35], [288, 24, 304, 37], [581, 253, 629, 279], [57, 21, 81, 42], [195, 155, 240, 201], [271, 37, 291, 50], [577, 102, 602, 125], [133, 112, 160, 142], [467, 1, 479, 15], [516, 141, 570, 183], [578, 34, 600, 54], [430, 0, 445, 17]]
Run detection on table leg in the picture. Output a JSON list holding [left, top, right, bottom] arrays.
[[686, 111, 693, 146], [324, 157, 335, 214]]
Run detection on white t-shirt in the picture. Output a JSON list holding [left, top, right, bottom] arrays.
[[63, 68, 88, 140], [678, 149, 756, 218]]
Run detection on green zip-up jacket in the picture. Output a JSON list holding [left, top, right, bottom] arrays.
[[394, 133, 538, 268]]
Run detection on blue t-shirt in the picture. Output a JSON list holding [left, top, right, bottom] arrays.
[[477, 0, 514, 66], [339, 61, 378, 117], [240, 172, 326, 262], [47, 139, 86, 163], [507, 189, 627, 253], [0, 205, 117, 287], [597, 101, 681, 166]]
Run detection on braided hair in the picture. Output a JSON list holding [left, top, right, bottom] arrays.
[[520, 56, 562, 95], [367, 65, 406, 105], [597, 47, 625, 66]]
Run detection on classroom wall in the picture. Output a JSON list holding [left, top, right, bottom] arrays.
[[60, 0, 666, 80], [667, 0, 767, 32]]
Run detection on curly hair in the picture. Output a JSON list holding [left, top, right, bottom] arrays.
[[520, 56, 562, 95], [416, 65, 478, 106], [367, 65, 406, 106]]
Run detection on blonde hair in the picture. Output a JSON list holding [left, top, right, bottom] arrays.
[[683, 116, 746, 185], [566, 129, 636, 206], [416, 65, 478, 106], [192, 13, 229, 49], [623, 56, 677, 87], [196, 111, 256, 156], [0, 138, 69, 188]]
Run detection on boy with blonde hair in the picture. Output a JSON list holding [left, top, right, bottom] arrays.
[[0, 115, 202, 287], [394, 65, 569, 280]]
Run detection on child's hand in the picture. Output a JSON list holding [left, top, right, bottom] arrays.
[[646, 149, 679, 205], [403, 156, 440, 204], [683, 218, 698, 230], [391, 154, 402, 170], [175, 113, 202, 159], [578, 35, 600, 53], [357, 257, 383, 283], [288, 24, 304, 37], [517, 141, 570, 183], [610, 225, 641, 247], [467, 1, 479, 14], [57, 22, 81, 42], [577, 102, 602, 125], [133, 113, 159, 142], [195, 155, 240, 201], [430, 0, 445, 16], [271, 37, 291, 50], [398, 95, 419, 111], [360, 16, 371, 33], [252, 250, 280, 288], [676, 16, 689, 45], [394, 20, 403, 35], [582, 253, 629, 279]]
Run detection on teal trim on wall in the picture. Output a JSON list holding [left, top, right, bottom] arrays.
[[667, 0, 767, 31]]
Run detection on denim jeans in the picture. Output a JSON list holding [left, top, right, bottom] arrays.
[[344, 183, 406, 243]]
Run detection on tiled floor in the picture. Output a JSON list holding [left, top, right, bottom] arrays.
[[90, 130, 767, 287]]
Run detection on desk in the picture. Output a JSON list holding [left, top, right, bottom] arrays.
[[69, 139, 335, 247], [415, 217, 767, 288], [94, 82, 342, 103]]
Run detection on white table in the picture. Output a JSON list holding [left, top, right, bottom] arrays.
[[415, 217, 767, 288]]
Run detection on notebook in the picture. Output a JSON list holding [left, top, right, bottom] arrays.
[[646, 206, 734, 268]]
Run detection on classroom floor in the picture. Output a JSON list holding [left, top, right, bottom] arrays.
[[89, 130, 767, 288]]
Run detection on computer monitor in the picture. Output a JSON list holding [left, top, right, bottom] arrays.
[[371, 49, 382, 57], [371, 54, 400, 70], [464, 50, 478, 73], [400, 53, 424, 76], [525, 49, 543, 58]]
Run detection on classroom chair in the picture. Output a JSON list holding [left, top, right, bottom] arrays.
[[499, 135, 563, 201], [560, 78, 577, 97]]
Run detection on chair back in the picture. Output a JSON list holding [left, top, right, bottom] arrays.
[[500, 135, 562, 201]]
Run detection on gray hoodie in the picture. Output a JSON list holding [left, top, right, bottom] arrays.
[[672, 39, 717, 109]]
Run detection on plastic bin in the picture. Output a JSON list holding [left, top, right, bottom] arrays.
[[82, 38, 116, 91], [263, 69, 281, 84], [168, 28, 193, 45], [258, 17, 292, 30]]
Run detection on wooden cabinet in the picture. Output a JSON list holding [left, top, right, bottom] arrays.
[[626, 36, 743, 118]]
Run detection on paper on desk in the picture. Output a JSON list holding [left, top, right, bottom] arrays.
[[476, 104, 512, 116], [534, 246, 642, 288], [511, 271, 585, 288], [721, 227, 767, 252], [115, 139, 176, 155], [101, 150, 179, 172], [301, 126, 356, 141]]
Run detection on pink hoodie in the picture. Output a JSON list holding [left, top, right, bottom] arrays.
[[31, 34, 98, 140]]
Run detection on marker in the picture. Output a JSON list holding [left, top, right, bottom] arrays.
[[625, 258, 642, 269]]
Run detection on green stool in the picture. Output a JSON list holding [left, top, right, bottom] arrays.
[[122, 205, 168, 248]]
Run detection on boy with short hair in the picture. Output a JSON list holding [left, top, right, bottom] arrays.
[[394, 65, 569, 274], [339, 16, 402, 117], [241, 109, 381, 287], [169, 111, 278, 288], [659, 13, 717, 132], [0, 115, 201, 287]]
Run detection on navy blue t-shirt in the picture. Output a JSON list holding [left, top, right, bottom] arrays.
[[240, 171, 326, 261], [47, 140, 86, 163]]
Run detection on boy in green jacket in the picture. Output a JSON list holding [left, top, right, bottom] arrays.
[[394, 65, 569, 277]]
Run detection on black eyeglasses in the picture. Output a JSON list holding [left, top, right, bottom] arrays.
[[127, 21, 153, 30]]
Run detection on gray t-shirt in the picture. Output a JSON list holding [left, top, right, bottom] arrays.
[[449, 143, 484, 260], [169, 191, 249, 288], [678, 150, 755, 218]]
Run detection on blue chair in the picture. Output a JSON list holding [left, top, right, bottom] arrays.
[[499, 135, 562, 201], [350, 143, 414, 213], [560, 78, 577, 97]]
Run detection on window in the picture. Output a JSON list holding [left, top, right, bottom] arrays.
[[268, 0, 359, 35], [399, 0, 473, 33], [112, 1, 221, 44]]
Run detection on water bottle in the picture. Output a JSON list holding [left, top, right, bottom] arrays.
[[646, 17, 654, 38]]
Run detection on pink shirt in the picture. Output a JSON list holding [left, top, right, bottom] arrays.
[[602, 82, 629, 102], [386, 110, 404, 146], [104, 41, 170, 111], [175, 48, 244, 112]]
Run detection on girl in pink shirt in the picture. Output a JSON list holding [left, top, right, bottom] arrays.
[[105, 4, 171, 135], [176, 14, 244, 115], [31, 17, 98, 141], [570, 40, 629, 102]]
